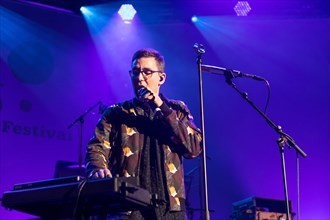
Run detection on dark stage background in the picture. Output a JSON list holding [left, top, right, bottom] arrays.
[[0, 0, 329, 219]]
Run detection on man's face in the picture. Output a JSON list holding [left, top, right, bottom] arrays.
[[131, 57, 165, 97]]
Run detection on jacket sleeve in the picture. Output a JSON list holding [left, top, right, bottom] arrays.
[[159, 100, 202, 159], [85, 106, 116, 176]]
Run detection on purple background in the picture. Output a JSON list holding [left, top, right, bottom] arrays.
[[0, 0, 329, 219]]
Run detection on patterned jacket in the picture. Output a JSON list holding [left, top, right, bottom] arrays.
[[85, 95, 202, 211]]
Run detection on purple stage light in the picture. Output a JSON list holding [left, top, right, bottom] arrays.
[[234, 1, 252, 16], [118, 4, 136, 23]]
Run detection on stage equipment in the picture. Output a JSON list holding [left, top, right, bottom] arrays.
[[118, 4, 136, 22], [231, 196, 293, 220], [199, 46, 307, 220], [194, 43, 210, 220], [1, 176, 154, 219], [234, 1, 252, 16], [11, 0, 120, 14], [7, 0, 330, 18], [191, 15, 198, 23], [234, 211, 290, 220], [67, 101, 104, 177]]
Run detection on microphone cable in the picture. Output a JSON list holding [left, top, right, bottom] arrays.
[[262, 78, 271, 114]]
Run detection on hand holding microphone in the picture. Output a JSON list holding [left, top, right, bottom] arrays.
[[138, 87, 155, 102], [137, 86, 163, 107]]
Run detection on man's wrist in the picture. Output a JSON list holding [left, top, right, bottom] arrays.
[[159, 102, 172, 117], [154, 96, 163, 107]]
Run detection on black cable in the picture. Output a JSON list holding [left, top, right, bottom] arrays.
[[72, 170, 99, 218], [262, 79, 271, 114], [72, 177, 89, 218]]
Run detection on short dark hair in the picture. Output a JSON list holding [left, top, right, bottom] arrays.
[[131, 48, 165, 72]]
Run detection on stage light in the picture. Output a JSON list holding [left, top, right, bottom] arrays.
[[234, 1, 251, 16], [191, 16, 198, 23], [118, 4, 136, 22], [80, 6, 93, 16], [80, 6, 87, 14]]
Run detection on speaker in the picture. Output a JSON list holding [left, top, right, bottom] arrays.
[[256, 211, 289, 220], [231, 197, 293, 220], [54, 160, 86, 178]]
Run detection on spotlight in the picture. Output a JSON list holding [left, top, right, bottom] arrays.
[[80, 6, 87, 14], [191, 16, 198, 23], [234, 1, 252, 16], [80, 6, 93, 16], [118, 4, 136, 22]]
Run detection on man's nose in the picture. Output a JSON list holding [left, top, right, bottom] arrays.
[[137, 71, 145, 81]]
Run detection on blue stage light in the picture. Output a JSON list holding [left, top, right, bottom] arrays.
[[191, 16, 198, 23], [118, 4, 136, 22], [80, 6, 93, 16], [80, 6, 87, 13]]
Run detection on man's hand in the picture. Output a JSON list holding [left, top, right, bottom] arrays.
[[138, 86, 163, 107], [90, 168, 112, 179]]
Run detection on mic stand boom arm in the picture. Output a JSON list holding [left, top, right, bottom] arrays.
[[222, 70, 307, 220], [67, 101, 102, 176]]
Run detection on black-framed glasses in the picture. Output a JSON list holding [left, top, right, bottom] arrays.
[[129, 68, 162, 79]]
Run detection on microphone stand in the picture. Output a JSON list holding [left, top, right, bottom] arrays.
[[194, 43, 210, 220], [67, 101, 101, 176], [185, 165, 199, 220], [221, 70, 307, 220], [296, 151, 301, 220]]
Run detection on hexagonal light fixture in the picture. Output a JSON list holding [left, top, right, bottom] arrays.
[[118, 4, 137, 22], [234, 1, 252, 16]]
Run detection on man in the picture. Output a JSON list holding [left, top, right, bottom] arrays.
[[85, 48, 202, 219]]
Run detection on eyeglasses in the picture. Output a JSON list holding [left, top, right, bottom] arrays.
[[129, 68, 162, 79]]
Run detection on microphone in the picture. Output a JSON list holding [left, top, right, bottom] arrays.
[[138, 87, 153, 102], [201, 64, 265, 81], [193, 43, 205, 54]]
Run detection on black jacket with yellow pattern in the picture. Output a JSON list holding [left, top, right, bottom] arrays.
[[85, 94, 202, 211]]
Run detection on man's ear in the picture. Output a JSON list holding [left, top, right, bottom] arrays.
[[159, 73, 166, 85]]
